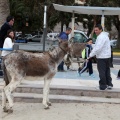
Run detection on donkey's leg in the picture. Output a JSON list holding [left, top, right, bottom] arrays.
[[2, 89, 8, 112], [42, 79, 52, 109], [46, 80, 52, 106], [4, 76, 22, 113], [2, 72, 9, 112], [77, 57, 80, 67]]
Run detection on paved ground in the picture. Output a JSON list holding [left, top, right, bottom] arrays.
[[1, 102, 120, 120], [0, 63, 120, 89], [0, 43, 120, 120]]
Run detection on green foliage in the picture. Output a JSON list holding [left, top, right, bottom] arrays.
[[9, 0, 120, 48], [9, 0, 75, 33]]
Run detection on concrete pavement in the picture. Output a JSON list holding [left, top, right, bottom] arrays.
[[0, 63, 120, 89], [0, 43, 120, 103]]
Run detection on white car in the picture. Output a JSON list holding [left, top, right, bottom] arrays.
[[24, 34, 33, 41], [69, 30, 88, 43], [69, 31, 117, 48], [47, 33, 59, 41], [110, 40, 117, 48]]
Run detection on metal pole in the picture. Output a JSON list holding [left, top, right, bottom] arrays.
[[43, 2, 47, 51], [71, 12, 75, 37], [101, 10, 105, 31]]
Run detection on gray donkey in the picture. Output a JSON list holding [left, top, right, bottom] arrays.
[[2, 41, 69, 113]]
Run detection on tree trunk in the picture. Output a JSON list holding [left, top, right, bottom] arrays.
[[0, 0, 10, 26], [89, 18, 96, 38]]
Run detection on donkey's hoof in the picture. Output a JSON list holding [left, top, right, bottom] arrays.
[[44, 106, 50, 110], [3, 107, 8, 113], [47, 102, 52, 106], [8, 108, 13, 114]]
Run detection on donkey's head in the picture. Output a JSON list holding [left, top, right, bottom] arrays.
[[69, 43, 86, 58], [59, 41, 69, 53]]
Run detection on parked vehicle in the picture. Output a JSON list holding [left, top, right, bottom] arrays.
[[110, 40, 117, 48], [47, 33, 59, 41], [15, 37, 28, 43], [24, 34, 33, 41], [30, 35, 42, 42], [70, 30, 88, 43]]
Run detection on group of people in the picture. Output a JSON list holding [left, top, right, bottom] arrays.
[[0, 15, 15, 76], [78, 24, 113, 90], [0, 15, 120, 91], [58, 24, 120, 90], [0, 15, 15, 56]]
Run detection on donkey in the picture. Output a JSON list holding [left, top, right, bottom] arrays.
[[1, 41, 69, 113], [64, 37, 86, 70]]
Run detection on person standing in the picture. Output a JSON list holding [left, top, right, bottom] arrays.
[[88, 24, 113, 90], [78, 38, 94, 77], [1, 29, 14, 57], [0, 15, 14, 49], [0, 29, 15, 77], [58, 27, 72, 71]]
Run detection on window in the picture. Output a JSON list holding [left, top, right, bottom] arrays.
[[74, 32, 87, 43]]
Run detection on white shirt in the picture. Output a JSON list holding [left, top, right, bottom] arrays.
[[89, 32, 111, 59], [1, 37, 13, 56]]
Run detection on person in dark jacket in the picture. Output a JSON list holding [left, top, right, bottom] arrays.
[[0, 15, 14, 48], [58, 27, 72, 71], [78, 38, 94, 76]]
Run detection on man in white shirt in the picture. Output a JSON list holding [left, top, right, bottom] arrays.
[[88, 24, 113, 90]]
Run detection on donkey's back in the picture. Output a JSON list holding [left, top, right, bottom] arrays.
[[3, 50, 57, 81]]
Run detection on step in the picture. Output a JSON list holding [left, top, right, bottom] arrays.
[[1, 92, 120, 104], [1, 83, 120, 99], [1, 82, 120, 97], [14, 84, 120, 98]]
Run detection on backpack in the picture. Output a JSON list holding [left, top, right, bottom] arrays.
[[81, 48, 86, 59]]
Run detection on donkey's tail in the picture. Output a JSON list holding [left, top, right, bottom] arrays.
[[1, 58, 9, 86]]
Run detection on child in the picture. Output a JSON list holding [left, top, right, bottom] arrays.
[[78, 38, 94, 77]]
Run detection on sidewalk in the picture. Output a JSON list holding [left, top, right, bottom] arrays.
[[1, 64, 120, 120], [0, 63, 120, 89]]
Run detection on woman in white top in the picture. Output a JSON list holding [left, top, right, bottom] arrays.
[[1, 29, 14, 57]]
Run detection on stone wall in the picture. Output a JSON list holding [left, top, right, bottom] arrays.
[[0, 0, 10, 27]]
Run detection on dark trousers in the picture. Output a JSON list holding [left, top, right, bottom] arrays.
[[97, 58, 113, 90], [117, 70, 120, 77], [79, 59, 93, 75], [0, 57, 3, 76], [58, 61, 64, 71]]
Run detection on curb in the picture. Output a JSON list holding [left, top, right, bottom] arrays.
[[1, 93, 120, 104], [113, 52, 120, 56]]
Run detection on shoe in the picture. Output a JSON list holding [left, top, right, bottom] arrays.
[[107, 86, 113, 89], [95, 86, 107, 90], [117, 77, 120, 80], [100, 87, 107, 90], [77, 71, 81, 76], [89, 74, 95, 78]]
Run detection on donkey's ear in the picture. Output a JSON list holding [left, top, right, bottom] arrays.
[[58, 38, 62, 43]]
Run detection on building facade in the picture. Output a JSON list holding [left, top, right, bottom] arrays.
[[0, 0, 10, 26]]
